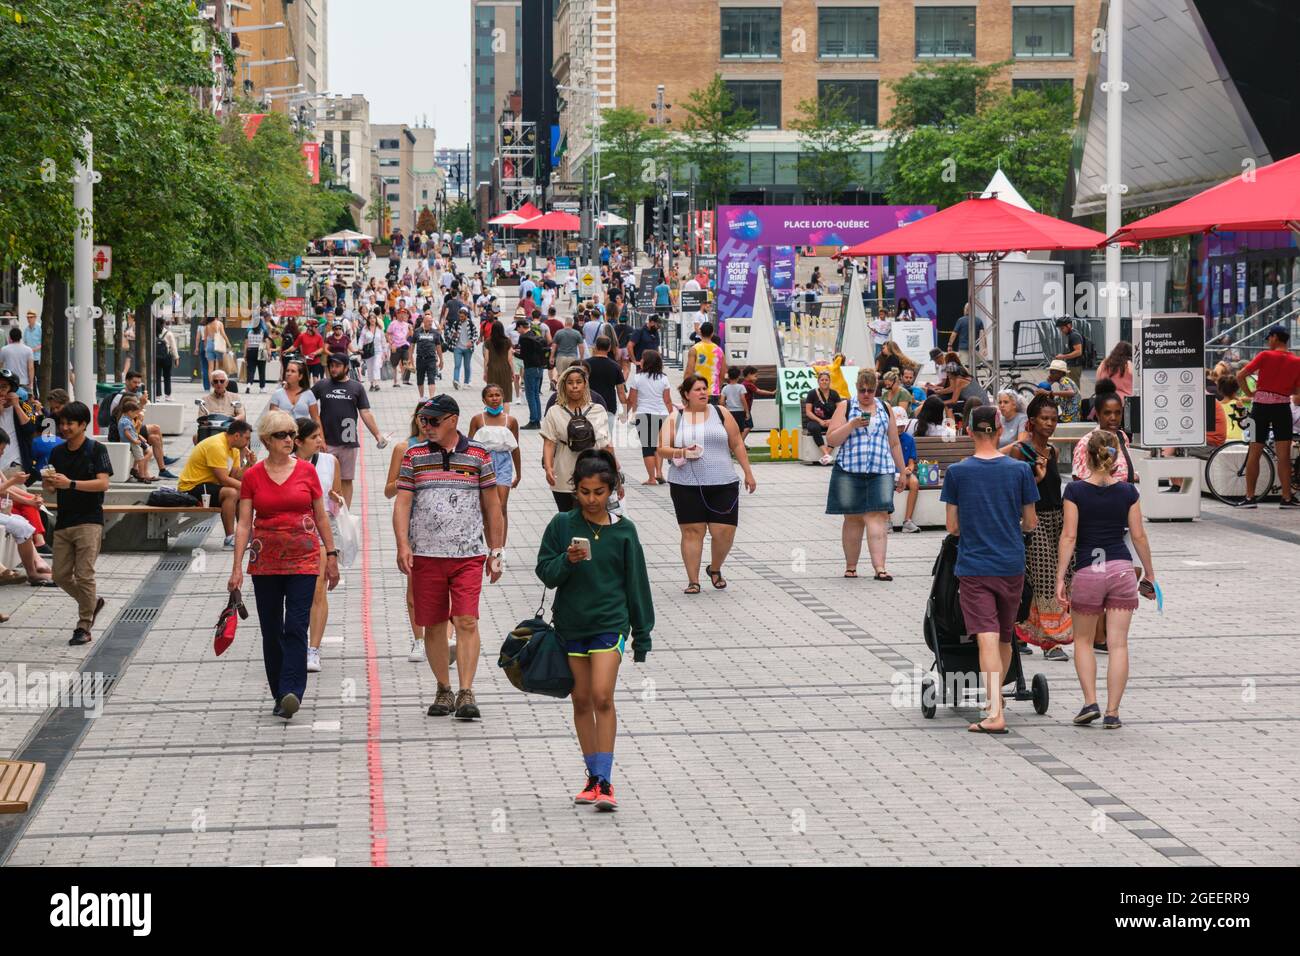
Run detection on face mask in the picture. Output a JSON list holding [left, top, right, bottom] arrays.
[[484, 404, 504, 416]]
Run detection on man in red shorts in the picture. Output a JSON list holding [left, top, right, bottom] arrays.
[[393, 395, 504, 720], [940, 405, 1039, 734], [1236, 324, 1300, 508]]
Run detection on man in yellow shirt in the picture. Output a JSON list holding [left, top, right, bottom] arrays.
[[177, 421, 253, 548], [684, 321, 727, 405]]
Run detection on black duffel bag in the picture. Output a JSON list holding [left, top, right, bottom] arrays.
[[497, 593, 573, 699], [147, 487, 201, 508]]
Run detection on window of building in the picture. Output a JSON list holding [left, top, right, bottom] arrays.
[[340, 131, 350, 163], [818, 7, 878, 58], [383, 176, 400, 185], [0, 265, 17, 314], [818, 79, 878, 126], [387, 192, 400, 202], [725, 80, 781, 129], [1013, 5, 1073, 58], [306, 45, 316, 68], [1012, 77, 1075, 104], [915, 6, 976, 58], [378, 139, 400, 150], [379, 158, 400, 168], [307, 15, 317, 40], [775, 152, 800, 185], [748, 153, 775, 184], [720, 8, 782, 60]]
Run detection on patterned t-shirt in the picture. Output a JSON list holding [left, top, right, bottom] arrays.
[[396, 434, 496, 558]]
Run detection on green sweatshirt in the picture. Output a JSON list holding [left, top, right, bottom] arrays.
[[535, 509, 655, 659]]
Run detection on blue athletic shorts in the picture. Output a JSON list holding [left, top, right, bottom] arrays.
[[564, 632, 625, 657]]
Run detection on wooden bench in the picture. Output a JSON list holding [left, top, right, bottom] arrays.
[[892, 435, 976, 528], [47, 504, 220, 552], [0, 759, 45, 813]]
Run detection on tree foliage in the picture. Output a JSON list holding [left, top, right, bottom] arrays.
[[790, 86, 876, 204], [883, 63, 1074, 213], [598, 106, 668, 230], [443, 201, 477, 237], [675, 74, 753, 210], [416, 207, 438, 234]]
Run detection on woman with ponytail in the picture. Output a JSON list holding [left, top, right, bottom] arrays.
[[535, 448, 655, 812], [1056, 430, 1158, 730]]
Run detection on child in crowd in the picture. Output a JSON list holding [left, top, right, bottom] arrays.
[[893, 407, 921, 533], [721, 367, 750, 437], [116, 399, 154, 482], [742, 366, 775, 431]]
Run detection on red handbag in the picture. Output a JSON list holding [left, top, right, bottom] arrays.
[[214, 588, 249, 657]]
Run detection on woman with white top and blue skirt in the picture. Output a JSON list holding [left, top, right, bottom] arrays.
[[824, 369, 908, 581], [657, 374, 757, 594]]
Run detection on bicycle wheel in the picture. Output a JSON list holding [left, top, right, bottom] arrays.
[[1204, 441, 1272, 505], [1016, 383, 1038, 404]]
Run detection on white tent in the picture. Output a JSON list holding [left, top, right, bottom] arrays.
[[319, 228, 372, 242], [746, 267, 783, 367], [839, 267, 874, 368], [597, 211, 628, 227], [980, 167, 1038, 262]]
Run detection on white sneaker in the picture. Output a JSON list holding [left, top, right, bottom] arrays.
[[819, 453, 832, 466], [222, 534, 235, 550], [448, 641, 458, 667], [306, 647, 322, 672], [408, 638, 424, 662], [902, 520, 920, 533]]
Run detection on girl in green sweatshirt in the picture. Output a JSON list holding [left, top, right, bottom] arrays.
[[536, 448, 654, 812]]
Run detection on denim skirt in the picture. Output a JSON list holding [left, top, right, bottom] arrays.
[[825, 465, 894, 515]]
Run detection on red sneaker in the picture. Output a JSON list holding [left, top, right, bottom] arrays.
[[574, 774, 600, 805], [594, 780, 618, 812]]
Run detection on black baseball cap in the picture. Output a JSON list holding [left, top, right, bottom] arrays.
[[419, 395, 459, 419], [969, 405, 999, 435], [326, 351, 349, 366], [1054, 316, 1073, 326], [1267, 323, 1290, 343]]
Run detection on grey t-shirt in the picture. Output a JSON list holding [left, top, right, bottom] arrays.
[[553, 327, 584, 358]]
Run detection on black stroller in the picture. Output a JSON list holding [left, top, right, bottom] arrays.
[[920, 534, 1049, 719]]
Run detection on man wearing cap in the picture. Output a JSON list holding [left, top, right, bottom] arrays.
[[393, 395, 504, 721], [1042, 359, 1079, 423], [940, 404, 1039, 734], [312, 352, 387, 508], [1053, 317, 1085, 384], [627, 313, 661, 371], [23, 310, 42, 366], [411, 311, 445, 400]]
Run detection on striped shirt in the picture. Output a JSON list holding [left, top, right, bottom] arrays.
[[835, 396, 895, 474], [397, 434, 496, 558]]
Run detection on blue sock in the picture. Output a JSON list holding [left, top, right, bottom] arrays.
[[583, 753, 597, 777], [592, 751, 614, 784]]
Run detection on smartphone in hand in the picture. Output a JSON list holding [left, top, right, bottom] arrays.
[[570, 536, 592, 561]]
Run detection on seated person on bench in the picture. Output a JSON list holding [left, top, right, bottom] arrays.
[[0, 427, 55, 589], [110, 370, 178, 479], [177, 420, 254, 550], [193, 371, 245, 444]]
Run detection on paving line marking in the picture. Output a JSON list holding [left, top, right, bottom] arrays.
[[358, 444, 389, 867]]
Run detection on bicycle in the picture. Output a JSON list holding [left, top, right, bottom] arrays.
[[980, 366, 1039, 404], [1203, 434, 1300, 505]]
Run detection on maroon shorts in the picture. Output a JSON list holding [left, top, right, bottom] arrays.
[[412, 555, 486, 626], [958, 574, 1025, 643]]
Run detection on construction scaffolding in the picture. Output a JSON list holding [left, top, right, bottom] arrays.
[[497, 96, 538, 211]]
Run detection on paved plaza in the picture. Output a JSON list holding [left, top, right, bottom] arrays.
[[1, 352, 1297, 868]]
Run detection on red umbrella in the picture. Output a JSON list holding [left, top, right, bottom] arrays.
[[841, 196, 1109, 257], [513, 210, 581, 232], [1107, 152, 1300, 244], [516, 201, 543, 220]]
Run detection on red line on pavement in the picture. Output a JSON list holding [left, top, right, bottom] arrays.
[[358, 447, 388, 867]]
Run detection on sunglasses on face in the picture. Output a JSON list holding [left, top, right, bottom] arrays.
[[268, 430, 295, 441], [858, 387, 876, 394], [419, 416, 445, 427]]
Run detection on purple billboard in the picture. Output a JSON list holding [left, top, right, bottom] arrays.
[[716, 205, 937, 325]]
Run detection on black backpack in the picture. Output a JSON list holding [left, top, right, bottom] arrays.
[[564, 405, 597, 452]]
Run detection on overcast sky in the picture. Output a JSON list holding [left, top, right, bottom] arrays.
[[328, 0, 471, 148]]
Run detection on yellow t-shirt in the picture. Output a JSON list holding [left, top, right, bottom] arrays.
[[178, 433, 234, 492]]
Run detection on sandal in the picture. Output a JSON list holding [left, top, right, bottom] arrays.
[[968, 720, 1008, 734], [873, 570, 893, 582], [843, 568, 858, 578], [705, 566, 727, 590], [683, 582, 701, 594]]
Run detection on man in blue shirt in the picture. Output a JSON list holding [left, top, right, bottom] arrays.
[[654, 278, 671, 319], [948, 303, 986, 374], [940, 405, 1038, 734], [23, 310, 42, 365]]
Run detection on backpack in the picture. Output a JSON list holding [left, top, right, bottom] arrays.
[[564, 404, 597, 452]]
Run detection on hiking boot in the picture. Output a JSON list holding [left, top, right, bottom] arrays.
[[427, 683, 456, 717], [574, 774, 600, 805], [453, 688, 480, 721]]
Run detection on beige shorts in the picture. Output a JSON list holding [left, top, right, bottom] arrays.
[[328, 444, 359, 481]]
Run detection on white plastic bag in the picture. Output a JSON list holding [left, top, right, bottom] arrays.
[[335, 503, 362, 568]]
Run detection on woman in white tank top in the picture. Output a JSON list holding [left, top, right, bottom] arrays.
[[294, 420, 343, 674]]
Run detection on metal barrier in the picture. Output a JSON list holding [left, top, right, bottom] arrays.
[[626, 306, 683, 367]]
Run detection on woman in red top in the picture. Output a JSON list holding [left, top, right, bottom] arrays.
[[229, 410, 339, 719], [292, 324, 328, 382], [1237, 325, 1300, 508]]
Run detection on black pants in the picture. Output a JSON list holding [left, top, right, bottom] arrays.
[[416, 358, 439, 387], [244, 350, 266, 389], [252, 573, 315, 705], [552, 491, 575, 512], [155, 360, 173, 397], [805, 419, 828, 449]]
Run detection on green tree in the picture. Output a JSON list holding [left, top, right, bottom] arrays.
[[887, 61, 1005, 130], [676, 74, 753, 210], [444, 200, 477, 236], [598, 106, 668, 230], [369, 183, 392, 241], [883, 65, 1074, 213], [790, 86, 876, 204]]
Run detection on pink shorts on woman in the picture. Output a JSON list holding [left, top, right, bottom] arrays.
[[1069, 559, 1138, 615]]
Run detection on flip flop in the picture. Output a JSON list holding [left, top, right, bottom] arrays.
[[873, 570, 893, 582], [843, 569, 858, 578], [683, 582, 701, 594], [968, 721, 1008, 734]]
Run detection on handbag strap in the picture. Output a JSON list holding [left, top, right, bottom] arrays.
[[534, 587, 549, 620]]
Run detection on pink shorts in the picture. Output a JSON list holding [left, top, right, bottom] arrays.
[[412, 555, 486, 626], [328, 444, 359, 481], [1069, 559, 1139, 616]]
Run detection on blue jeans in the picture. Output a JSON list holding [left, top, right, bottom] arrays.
[[523, 366, 543, 424], [454, 347, 474, 384], [198, 353, 210, 390], [251, 573, 316, 705]]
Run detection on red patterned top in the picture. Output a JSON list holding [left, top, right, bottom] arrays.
[[240, 458, 324, 576]]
